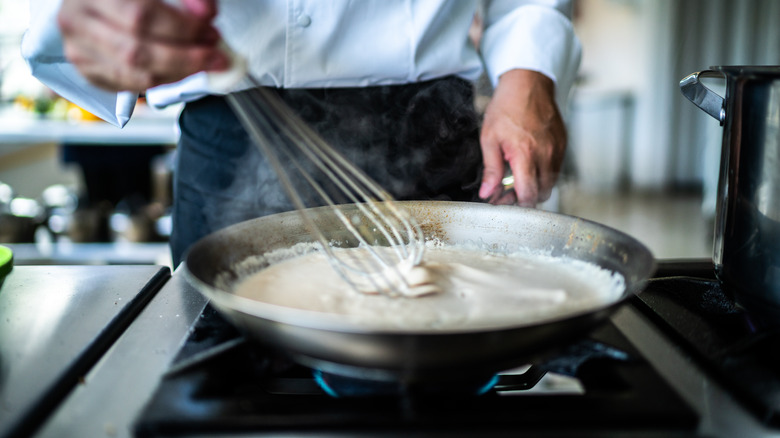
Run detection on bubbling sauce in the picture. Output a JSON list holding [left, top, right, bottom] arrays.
[[231, 245, 625, 331]]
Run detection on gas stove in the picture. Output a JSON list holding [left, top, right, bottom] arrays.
[[131, 305, 697, 437], [5, 260, 780, 437]]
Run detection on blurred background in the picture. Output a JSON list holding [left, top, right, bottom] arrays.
[[0, 0, 778, 265]]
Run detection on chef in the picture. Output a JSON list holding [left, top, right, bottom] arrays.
[[23, 0, 581, 265]]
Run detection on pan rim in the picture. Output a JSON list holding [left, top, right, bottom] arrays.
[[182, 200, 656, 335]]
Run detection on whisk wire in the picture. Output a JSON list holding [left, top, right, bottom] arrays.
[[225, 78, 424, 296]]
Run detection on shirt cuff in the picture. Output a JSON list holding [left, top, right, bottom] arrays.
[[481, 4, 582, 107], [22, 59, 137, 128], [20, 0, 137, 128]]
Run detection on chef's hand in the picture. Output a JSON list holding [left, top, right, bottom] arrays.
[[478, 69, 566, 207], [57, 0, 229, 92]]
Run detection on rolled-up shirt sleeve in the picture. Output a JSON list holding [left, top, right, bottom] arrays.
[[21, 0, 137, 127], [481, 0, 582, 107]]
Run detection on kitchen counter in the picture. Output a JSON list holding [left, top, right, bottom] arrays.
[[0, 265, 170, 438], [0, 105, 180, 146], [7, 242, 171, 267], [32, 266, 208, 438]]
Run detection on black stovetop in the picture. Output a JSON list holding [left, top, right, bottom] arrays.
[[635, 260, 780, 427], [134, 306, 698, 437], [132, 259, 780, 437]]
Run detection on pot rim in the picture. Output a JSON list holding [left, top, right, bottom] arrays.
[[712, 65, 780, 76]]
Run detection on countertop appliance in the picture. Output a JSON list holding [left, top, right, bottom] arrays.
[[2, 261, 780, 437]]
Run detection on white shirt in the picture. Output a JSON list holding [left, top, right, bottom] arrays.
[[22, 0, 581, 127]]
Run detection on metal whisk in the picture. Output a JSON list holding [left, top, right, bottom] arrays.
[[225, 78, 426, 297]]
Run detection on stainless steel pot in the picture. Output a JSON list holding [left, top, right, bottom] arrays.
[[681, 66, 780, 319], [183, 201, 655, 382]]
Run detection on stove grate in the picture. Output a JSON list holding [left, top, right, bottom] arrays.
[[133, 306, 698, 437]]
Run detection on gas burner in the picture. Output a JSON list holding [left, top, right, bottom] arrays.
[[309, 337, 633, 398], [313, 369, 499, 398], [133, 306, 697, 437]]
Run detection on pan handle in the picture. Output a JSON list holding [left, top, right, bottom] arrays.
[[679, 70, 726, 125]]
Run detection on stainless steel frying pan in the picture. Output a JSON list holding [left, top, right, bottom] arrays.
[[183, 201, 655, 383]]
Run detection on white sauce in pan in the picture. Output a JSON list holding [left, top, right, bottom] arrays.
[[231, 244, 626, 331]]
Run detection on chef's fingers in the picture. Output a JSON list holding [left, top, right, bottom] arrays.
[[65, 0, 220, 44], [536, 150, 558, 203], [74, 43, 228, 92], [494, 188, 518, 206], [535, 111, 567, 203], [180, 0, 218, 20], [478, 132, 507, 201], [60, 5, 227, 91], [68, 40, 224, 92], [506, 140, 539, 207], [63, 38, 226, 93]]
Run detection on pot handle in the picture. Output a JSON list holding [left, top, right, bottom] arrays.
[[679, 70, 726, 125]]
